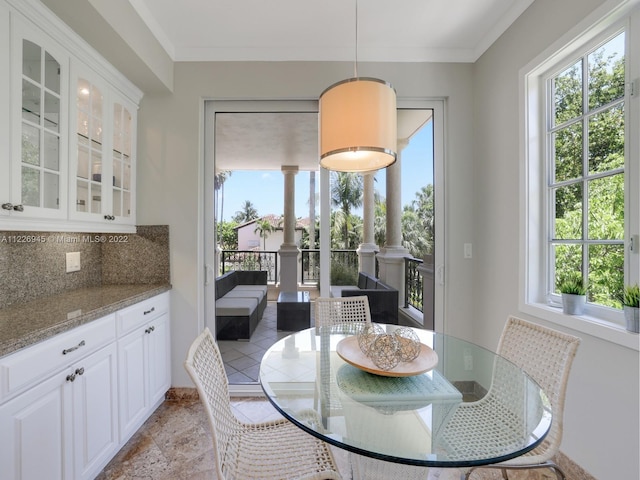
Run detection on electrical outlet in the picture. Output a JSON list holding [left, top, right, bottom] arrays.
[[464, 351, 473, 370], [66, 252, 81, 273]]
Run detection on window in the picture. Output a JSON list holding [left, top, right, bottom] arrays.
[[522, 5, 639, 346], [549, 32, 626, 314]]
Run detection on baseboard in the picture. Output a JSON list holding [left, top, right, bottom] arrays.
[[165, 387, 199, 401], [555, 451, 597, 480]]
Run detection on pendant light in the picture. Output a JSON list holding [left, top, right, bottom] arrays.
[[319, 0, 397, 173]]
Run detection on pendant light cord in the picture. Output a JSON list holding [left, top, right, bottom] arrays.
[[354, 0, 359, 78]]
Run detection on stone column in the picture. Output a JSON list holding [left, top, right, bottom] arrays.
[[357, 172, 378, 275], [279, 166, 300, 292], [377, 139, 411, 306]]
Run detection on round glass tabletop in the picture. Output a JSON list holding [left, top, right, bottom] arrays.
[[259, 325, 551, 468]]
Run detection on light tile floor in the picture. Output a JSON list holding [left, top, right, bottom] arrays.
[[218, 301, 307, 383]]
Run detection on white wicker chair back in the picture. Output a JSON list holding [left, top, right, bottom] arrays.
[[315, 295, 372, 334], [184, 328, 342, 480]]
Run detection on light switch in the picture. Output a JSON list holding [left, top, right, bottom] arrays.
[[464, 243, 472, 259], [66, 252, 81, 273]]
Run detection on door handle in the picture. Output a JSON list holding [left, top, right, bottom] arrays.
[[205, 264, 213, 286]]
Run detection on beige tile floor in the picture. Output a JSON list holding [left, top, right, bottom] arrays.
[[97, 397, 560, 480]]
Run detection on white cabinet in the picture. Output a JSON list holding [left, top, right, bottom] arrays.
[[117, 293, 170, 442], [0, 2, 11, 217], [69, 63, 136, 227], [0, 317, 118, 480], [0, 0, 141, 232], [0, 292, 171, 480], [0, 372, 67, 480], [3, 14, 69, 222], [70, 342, 119, 480]]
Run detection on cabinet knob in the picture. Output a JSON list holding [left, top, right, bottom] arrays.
[[3, 203, 24, 211], [75, 367, 85, 376], [145, 325, 155, 334], [66, 373, 76, 382], [103, 214, 115, 220]]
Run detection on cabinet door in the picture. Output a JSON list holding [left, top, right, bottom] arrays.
[[69, 63, 110, 223], [0, 3, 10, 216], [147, 312, 171, 405], [117, 326, 147, 442], [110, 98, 136, 225], [0, 373, 70, 480], [9, 17, 68, 220], [71, 343, 119, 480]]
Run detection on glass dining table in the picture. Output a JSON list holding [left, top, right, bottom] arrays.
[[259, 324, 551, 475]]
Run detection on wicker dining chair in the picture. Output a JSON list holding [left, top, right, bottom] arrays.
[[315, 295, 372, 416], [315, 296, 432, 479], [315, 295, 372, 334], [184, 327, 342, 480], [462, 316, 581, 480]]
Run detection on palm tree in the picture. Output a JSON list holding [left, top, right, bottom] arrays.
[[373, 197, 387, 248], [233, 200, 258, 224], [401, 184, 435, 258], [214, 171, 231, 222], [330, 172, 364, 248], [254, 217, 274, 250]]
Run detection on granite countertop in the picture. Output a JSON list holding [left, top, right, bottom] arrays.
[[0, 284, 172, 358]]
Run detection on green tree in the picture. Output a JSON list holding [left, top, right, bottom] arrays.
[[233, 200, 258, 224], [214, 171, 231, 222], [373, 197, 387, 248], [330, 172, 363, 248], [216, 220, 238, 250], [400, 184, 435, 259], [254, 218, 274, 250]]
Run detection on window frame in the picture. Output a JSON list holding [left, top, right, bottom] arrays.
[[520, 1, 640, 350]]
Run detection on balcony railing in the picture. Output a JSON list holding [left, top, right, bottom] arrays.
[[220, 250, 278, 282], [404, 257, 424, 312], [219, 249, 424, 312], [300, 249, 320, 284]]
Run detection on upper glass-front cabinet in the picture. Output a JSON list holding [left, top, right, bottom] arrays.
[[74, 75, 105, 217], [6, 19, 68, 220], [111, 102, 133, 219], [69, 66, 136, 225], [1, 7, 139, 231]]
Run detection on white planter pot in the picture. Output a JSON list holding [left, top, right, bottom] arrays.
[[624, 306, 639, 333], [562, 294, 585, 315]]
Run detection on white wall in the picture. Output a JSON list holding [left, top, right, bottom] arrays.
[[136, 59, 475, 387], [133, 3, 640, 475], [472, 0, 639, 478]]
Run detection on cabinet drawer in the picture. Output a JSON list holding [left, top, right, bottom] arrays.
[[117, 292, 169, 336], [0, 314, 116, 403]]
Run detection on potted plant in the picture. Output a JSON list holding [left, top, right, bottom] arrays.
[[558, 272, 587, 315], [623, 284, 639, 333]]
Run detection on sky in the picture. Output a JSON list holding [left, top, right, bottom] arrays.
[[218, 120, 434, 222]]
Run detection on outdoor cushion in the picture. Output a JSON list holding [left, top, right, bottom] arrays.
[[215, 297, 258, 316], [233, 284, 268, 296]]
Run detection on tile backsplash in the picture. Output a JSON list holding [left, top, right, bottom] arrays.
[[0, 225, 170, 309]]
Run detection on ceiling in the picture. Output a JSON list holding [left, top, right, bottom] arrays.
[[214, 109, 433, 171], [45, 0, 534, 172], [124, 0, 533, 172], [128, 0, 534, 63]]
